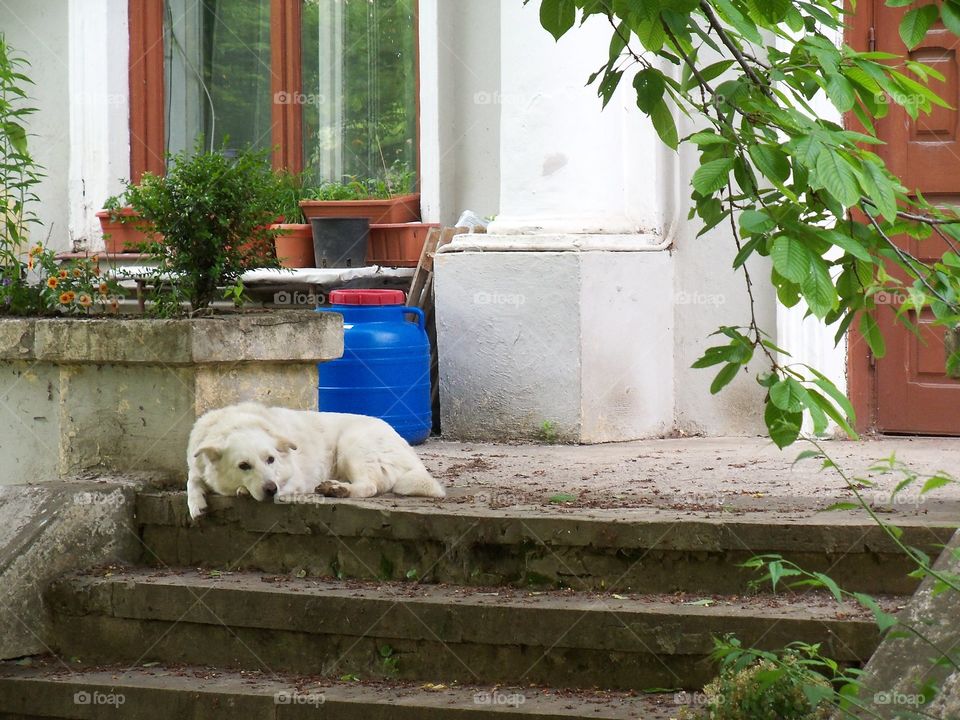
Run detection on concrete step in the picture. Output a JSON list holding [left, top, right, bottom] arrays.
[[46, 568, 895, 691], [135, 491, 957, 595], [0, 660, 688, 719]]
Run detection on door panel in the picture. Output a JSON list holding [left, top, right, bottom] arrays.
[[868, 1, 960, 434]]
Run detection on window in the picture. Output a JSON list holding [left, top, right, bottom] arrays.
[[129, 0, 419, 185], [164, 0, 274, 157], [301, 0, 418, 184]]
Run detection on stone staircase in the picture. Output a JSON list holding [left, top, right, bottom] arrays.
[[0, 490, 954, 719]]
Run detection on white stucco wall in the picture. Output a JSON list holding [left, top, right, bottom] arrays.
[[1, 0, 71, 251]]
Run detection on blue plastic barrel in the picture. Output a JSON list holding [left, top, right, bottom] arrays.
[[317, 289, 431, 444]]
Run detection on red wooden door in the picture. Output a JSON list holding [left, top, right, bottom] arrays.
[[861, 0, 960, 434]]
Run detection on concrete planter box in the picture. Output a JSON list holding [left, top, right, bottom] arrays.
[[0, 312, 343, 484]]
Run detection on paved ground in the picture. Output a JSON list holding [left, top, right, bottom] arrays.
[[409, 436, 960, 519]]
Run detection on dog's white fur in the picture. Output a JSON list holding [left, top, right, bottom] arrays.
[[187, 402, 445, 519]]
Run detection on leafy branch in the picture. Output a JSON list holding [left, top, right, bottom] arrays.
[[534, 0, 960, 445]]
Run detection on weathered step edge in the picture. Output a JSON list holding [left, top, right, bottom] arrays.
[[135, 492, 958, 595], [0, 663, 684, 720], [46, 572, 883, 691]]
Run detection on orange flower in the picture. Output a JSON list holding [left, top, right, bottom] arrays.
[[26, 257, 33, 270], [77, 294, 93, 308], [58, 269, 68, 279], [72, 268, 82, 278], [90, 255, 99, 264], [28, 245, 42, 257], [93, 265, 101, 277], [98, 282, 109, 295], [108, 299, 119, 313], [46, 277, 58, 289], [58, 291, 75, 305]]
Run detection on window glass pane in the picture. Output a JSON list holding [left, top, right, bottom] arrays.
[[164, 0, 272, 158], [301, 0, 418, 187]]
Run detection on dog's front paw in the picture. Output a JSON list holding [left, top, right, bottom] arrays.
[[315, 481, 351, 498], [188, 495, 208, 521]]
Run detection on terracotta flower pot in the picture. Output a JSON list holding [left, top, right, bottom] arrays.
[[96, 208, 154, 254], [271, 224, 315, 268], [299, 193, 421, 225], [367, 223, 440, 267]]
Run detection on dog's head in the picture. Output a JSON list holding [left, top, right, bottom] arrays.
[[194, 428, 298, 502]]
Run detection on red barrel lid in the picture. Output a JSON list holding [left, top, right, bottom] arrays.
[[329, 289, 406, 306]]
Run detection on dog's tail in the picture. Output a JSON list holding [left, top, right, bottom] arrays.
[[393, 469, 446, 498]]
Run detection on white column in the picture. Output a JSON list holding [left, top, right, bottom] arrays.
[[434, 3, 677, 442], [68, 0, 131, 251], [489, 3, 673, 238]]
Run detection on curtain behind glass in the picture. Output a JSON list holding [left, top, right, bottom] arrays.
[[302, 0, 418, 185], [164, 0, 272, 159]]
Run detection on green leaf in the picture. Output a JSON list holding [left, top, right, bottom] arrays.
[[739, 210, 776, 234], [540, 0, 577, 41], [771, 236, 812, 283], [765, 402, 802, 449], [769, 378, 805, 413], [710, 362, 742, 394], [900, 5, 939, 50], [819, 229, 873, 263], [649, 99, 678, 149], [749, 144, 791, 184], [549, 492, 577, 504], [859, 312, 886, 358], [942, 0, 960, 36], [692, 158, 735, 195], [801, 257, 839, 318], [920, 474, 953, 495], [816, 151, 860, 207], [825, 73, 856, 112], [813, 572, 844, 602], [810, 373, 857, 427], [1, 122, 27, 155], [712, 0, 763, 44], [687, 131, 730, 146], [598, 69, 624, 109], [861, 161, 899, 223], [633, 69, 665, 113]]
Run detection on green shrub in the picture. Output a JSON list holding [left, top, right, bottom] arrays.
[[698, 653, 833, 720], [121, 141, 280, 314]]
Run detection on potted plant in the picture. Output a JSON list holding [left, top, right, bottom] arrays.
[[367, 222, 440, 267], [96, 196, 154, 254], [299, 164, 421, 225], [270, 171, 315, 268]]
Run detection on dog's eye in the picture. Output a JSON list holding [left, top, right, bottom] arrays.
[[238, 462, 252, 471], [267, 456, 275, 465]]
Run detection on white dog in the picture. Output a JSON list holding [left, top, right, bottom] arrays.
[[186, 402, 445, 520]]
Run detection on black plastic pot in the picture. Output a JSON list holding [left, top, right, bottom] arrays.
[[310, 217, 370, 268]]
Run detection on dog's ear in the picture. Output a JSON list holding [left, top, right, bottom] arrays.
[[194, 446, 222, 462], [276, 437, 298, 453]]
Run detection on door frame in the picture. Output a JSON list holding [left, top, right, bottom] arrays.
[[845, 0, 880, 433]]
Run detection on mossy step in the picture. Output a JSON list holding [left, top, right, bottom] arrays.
[[136, 491, 957, 594], [0, 660, 686, 719], [46, 569, 894, 691]]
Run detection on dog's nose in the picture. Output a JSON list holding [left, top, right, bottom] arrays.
[[263, 481, 277, 498]]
